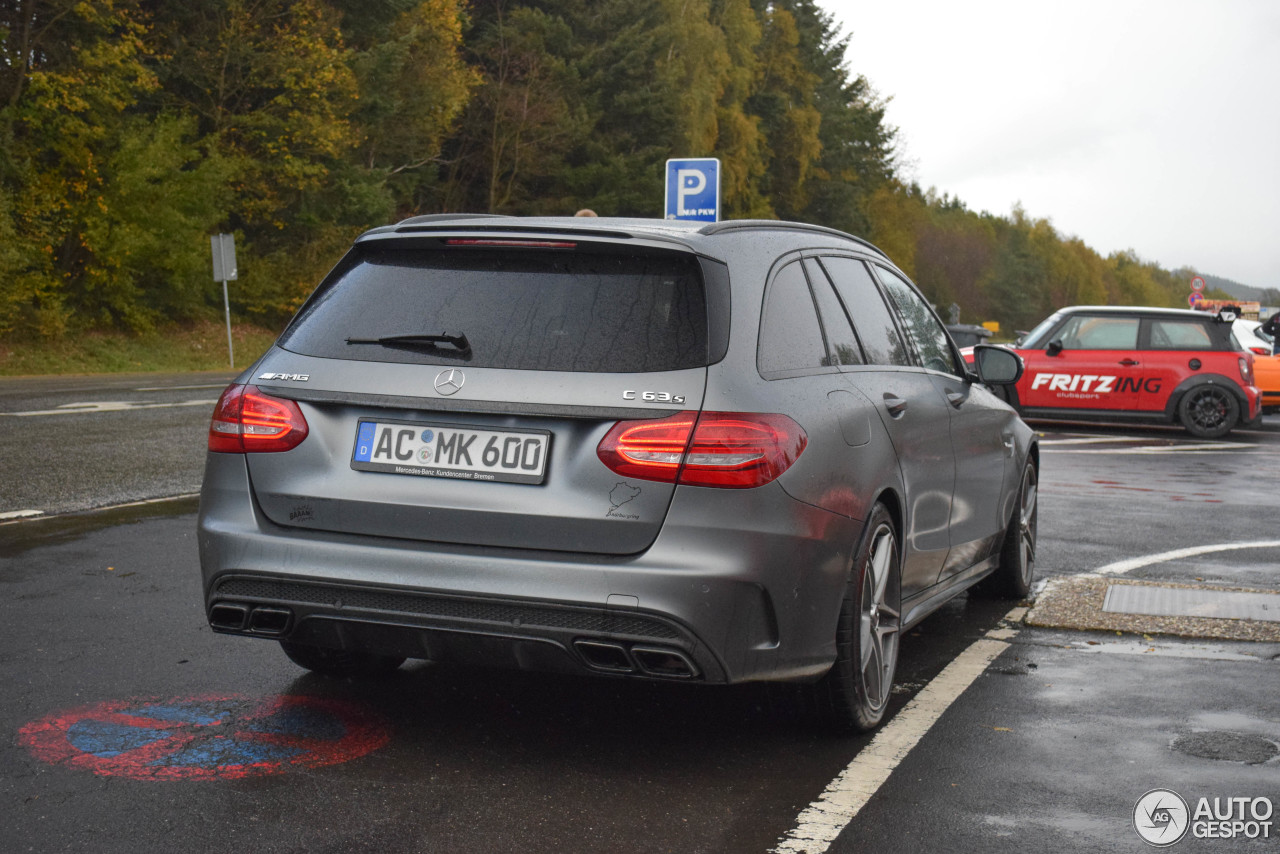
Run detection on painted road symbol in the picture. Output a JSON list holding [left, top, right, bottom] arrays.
[[19, 694, 389, 781]]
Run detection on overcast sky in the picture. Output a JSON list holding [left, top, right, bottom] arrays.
[[816, 0, 1280, 289]]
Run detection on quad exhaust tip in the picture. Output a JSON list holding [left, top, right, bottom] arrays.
[[248, 606, 292, 635], [209, 602, 292, 636], [573, 640, 634, 673], [573, 640, 698, 679], [631, 646, 698, 679], [209, 603, 249, 631]]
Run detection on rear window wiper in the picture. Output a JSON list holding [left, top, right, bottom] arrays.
[[345, 333, 472, 359]]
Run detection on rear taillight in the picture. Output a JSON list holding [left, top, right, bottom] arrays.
[[596, 411, 806, 488], [1239, 356, 1254, 385], [1248, 346, 1270, 356], [208, 384, 309, 453]]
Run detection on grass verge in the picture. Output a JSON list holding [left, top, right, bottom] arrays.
[[0, 320, 280, 376]]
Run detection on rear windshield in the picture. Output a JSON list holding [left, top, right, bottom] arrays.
[[278, 246, 710, 373]]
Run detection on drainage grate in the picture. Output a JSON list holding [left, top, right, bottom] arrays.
[[1102, 585, 1280, 623]]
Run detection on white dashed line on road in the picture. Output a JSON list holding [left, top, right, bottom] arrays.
[[133, 384, 228, 392], [771, 608, 1026, 854], [1, 399, 217, 417]]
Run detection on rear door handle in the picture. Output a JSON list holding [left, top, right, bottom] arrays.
[[883, 393, 908, 417], [1119, 358, 1140, 366]]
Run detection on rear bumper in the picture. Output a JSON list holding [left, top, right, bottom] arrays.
[[198, 454, 860, 684], [1244, 384, 1263, 420]]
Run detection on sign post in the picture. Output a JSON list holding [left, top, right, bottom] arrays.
[[665, 158, 720, 222], [211, 233, 238, 369]]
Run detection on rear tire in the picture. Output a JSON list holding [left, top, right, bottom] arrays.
[[985, 458, 1037, 599], [805, 504, 901, 733], [1178, 385, 1238, 439], [279, 640, 405, 678]]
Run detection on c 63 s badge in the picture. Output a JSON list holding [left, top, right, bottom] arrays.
[[623, 390, 685, 404]]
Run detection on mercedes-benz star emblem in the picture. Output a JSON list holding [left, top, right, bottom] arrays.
[[434, 368, 465, 396]]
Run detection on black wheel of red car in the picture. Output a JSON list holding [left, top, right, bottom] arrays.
[[279, 640, 406, 678], [984, 459, 1037, 599], [807, 504, 901, 733], [1177, 384, 1239, 439]]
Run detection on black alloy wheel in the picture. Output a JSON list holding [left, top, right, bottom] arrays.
[[1178, 385, 1239, 439]]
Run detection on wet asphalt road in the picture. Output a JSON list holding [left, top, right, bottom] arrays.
[[0, 372, 237, 517], [2, 374, 1279, 853]]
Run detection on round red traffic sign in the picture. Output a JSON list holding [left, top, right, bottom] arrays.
[[1191, 276, 1206, 292], [1188, 292, 1203, 307], [19, 694, 390, 781]]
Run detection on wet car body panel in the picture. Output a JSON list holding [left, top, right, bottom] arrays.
[[199, 216, 1036, 689]]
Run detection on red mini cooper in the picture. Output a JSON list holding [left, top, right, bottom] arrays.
[[995, 306, 1260, 438]]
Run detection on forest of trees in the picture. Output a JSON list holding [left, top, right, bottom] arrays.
[[0, 0, 1240, 343]]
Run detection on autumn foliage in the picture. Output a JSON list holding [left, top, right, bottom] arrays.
[[0, 0, 1212, 341]]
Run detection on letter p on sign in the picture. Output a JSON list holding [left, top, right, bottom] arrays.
[[677, 170, 706, 214], [665, 158, 720, 222]]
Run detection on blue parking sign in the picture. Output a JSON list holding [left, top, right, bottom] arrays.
[[665, 158, 720, 222]]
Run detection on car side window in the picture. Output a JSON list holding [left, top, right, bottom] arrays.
[[803, 260, 864, 366], [1147, 320, 1214, 350], [819, 257, 912, 367], [757, 260, 831, 376], [1056, 315, 1139, 350], [873, 264, 962, 377]]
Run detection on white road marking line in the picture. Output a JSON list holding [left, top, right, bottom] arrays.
[[1, 399, 216, 417], [0, 509, 44, 520], [0, 494, 199, 525], [133, 384, 228, 392], [1094, 541, 1280, 575], [1039, 436, 1155, 446], [102, 493, 200, 510], [1044, 443, 1253, 454], [771, 607, 1025, 854]]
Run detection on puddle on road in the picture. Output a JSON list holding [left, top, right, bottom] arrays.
[[0, 496, 199, 560]]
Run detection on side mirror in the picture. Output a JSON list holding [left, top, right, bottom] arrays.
[[973, 344, 1024, 386], [1046, 339, 1063, 357]]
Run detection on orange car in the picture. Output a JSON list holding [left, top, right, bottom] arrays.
[[1255, 354, 1280, 412], [1233, 320, 1279, 412]]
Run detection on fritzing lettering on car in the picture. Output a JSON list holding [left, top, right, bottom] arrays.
[[1029, 374, 1162, 394], [1004, 306, 1260, 439]]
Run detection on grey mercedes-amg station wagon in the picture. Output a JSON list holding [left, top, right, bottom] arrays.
[[198, 216, 1037, 731]]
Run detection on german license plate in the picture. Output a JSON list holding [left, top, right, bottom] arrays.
[[351, 420, 550, 484]]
